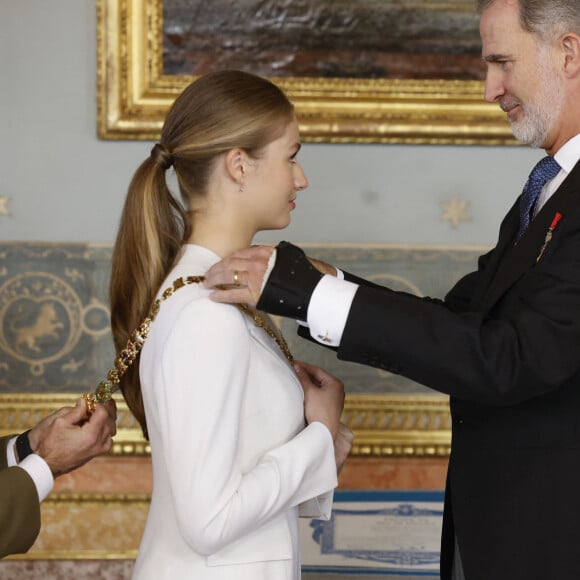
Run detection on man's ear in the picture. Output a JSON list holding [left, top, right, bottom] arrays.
[[560, 33, 580, 78]]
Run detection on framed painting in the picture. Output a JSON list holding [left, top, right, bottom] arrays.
[[97, 0, 516, 145]]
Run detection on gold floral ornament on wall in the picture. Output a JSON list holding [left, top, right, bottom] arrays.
[[440, 196, 472, 228], [0, 195, 11, 216]]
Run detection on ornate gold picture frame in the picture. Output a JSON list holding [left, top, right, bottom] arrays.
[[97, 0, 516, 145], [0, 394, 451, 460], [0, 392, 450, 459]]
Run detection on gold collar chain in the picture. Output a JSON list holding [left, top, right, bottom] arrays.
[[83, 275, 293, 414]]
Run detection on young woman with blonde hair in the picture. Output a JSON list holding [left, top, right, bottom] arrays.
[[108, 70, 352, 579]]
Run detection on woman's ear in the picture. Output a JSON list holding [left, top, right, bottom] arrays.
[[225, 148, 246, 191]]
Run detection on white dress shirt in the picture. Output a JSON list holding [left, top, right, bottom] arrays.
[[535, 134, 580, 213]]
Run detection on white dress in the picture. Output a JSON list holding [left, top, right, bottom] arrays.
[[132, 244, 338, 580]]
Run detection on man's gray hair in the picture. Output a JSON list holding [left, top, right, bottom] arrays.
[[476, 0, 580, 42]]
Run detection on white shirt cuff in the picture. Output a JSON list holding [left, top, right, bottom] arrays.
[[260, 248, 277, 294], [306, 275, 358, 346], [19, 454, 54, 502], [299, 490, 334, 520], [7, 435, 18, 466], [7, 437, 54, 502]]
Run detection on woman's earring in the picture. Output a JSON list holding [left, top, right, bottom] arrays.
[[239, 167, 245, 192]]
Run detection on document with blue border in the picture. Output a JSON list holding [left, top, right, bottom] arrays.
[[300, 490, 444, 576]]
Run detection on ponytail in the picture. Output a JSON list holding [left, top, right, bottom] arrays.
[[109, 149, 187, 439]]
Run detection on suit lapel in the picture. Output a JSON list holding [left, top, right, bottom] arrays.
[[466, 200, 520, 309], [479, 160, 580, 312]]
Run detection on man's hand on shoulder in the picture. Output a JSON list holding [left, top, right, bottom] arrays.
[[205, 241, 333, 322], [204, 245, 275, 306]]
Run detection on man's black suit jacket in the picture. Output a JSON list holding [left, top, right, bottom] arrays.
[[334, 160, 580, 580]]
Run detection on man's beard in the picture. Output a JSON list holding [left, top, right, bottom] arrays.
[[509, 53, 564, 148]]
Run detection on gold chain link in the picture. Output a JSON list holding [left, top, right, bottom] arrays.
[[83, 276, 293, 413]]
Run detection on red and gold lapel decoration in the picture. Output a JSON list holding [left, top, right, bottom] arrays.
[[536, 212, 563, 263]]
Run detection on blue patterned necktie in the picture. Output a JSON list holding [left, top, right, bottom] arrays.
[[517, 156, 561, 239]]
